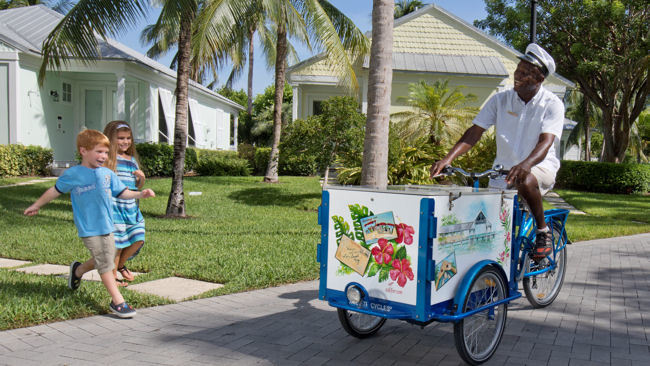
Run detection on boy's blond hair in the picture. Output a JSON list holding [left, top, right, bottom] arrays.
[[77, 129, 110, 153]]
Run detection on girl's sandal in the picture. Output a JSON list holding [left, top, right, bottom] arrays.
[[115, 278, 128, 287], [117, 266, 135, 281]]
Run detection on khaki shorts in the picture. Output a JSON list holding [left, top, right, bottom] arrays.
[[489, 165, 556, 195], [81, 234, 116, 275], [530, 165, 556, 196]]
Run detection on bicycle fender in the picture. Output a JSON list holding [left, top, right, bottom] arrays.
[[452, 260, 509, 315]]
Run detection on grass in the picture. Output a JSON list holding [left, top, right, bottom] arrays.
[[553, 189, 650, 242], [0, 176, 647, 330], [0, 176, 45, 186]]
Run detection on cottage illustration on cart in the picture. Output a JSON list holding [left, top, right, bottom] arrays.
[[438, 210, 498, 255]]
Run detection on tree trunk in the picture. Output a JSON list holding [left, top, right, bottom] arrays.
[[584, 94, 590, 161], [247, 26, 255, 115], [263, 16, 287, 183], [361, 0, 394, 189], [165, 14, 193, 217]]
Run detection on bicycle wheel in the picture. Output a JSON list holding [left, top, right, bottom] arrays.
[[523, 224, 567, 308], [337, 308, 386, 338], [453, 266, 508, 365]]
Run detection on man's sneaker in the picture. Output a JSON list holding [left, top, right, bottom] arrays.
[[68, 261, 82, 290], [110, 302, 136, 318], [532, 230, 553, 260]]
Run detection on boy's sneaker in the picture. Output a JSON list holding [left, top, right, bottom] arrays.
[[532, 230, 553, 260], [110, 302, 136, 318], [68, 261, 82, 290]]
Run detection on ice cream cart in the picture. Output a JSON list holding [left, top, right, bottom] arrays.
[[317, 183, 523, 364]]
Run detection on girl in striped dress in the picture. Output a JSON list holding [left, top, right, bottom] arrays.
[[103, 121, 146, 285]]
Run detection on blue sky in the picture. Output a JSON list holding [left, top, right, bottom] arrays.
[[114, 0, 488, 97]]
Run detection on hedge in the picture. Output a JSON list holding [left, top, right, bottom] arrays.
[[135, 143, 198, 177], [0, 145, 53, 177], [556, 160, 650, 194], [195, 156, 251, 176]]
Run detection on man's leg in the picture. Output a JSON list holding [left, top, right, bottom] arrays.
[[516, 170, 553, 259]]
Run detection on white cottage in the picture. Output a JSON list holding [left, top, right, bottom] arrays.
[[0, 5, 243, 167]]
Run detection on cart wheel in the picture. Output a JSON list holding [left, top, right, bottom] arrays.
[[337, 308, 386, 338], [523, 224, 567, 308], [453, 266, 507, 365]]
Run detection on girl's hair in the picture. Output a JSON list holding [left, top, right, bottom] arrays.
[[76, 129, 109, 153], [103, 120, 140, 172]]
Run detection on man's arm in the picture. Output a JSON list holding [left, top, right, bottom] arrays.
[[505, 133, 555, 184], [430, 125, 486, 177], [24, 186, 61, 216], [118, 188, 155, 200]]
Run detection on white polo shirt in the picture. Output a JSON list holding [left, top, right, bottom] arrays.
[[473, 86, 565, 175]]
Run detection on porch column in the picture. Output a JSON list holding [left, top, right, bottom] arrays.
[[116, 73, 126, 121], [361, 77, 368, 114], [292, 85, 299, 121], [233, 114, 238, 150]]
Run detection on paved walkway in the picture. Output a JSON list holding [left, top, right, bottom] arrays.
[[1, 233, 648, 365]]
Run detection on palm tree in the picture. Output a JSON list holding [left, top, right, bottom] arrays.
[[394, 0, 423, 19], [361, 0, 394, 189], [391, 80, 479, 148], [565, 89, 602, 161], [38, 0, 216, 217], [195, 0, 370, 183]]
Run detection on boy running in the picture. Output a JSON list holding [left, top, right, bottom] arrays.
[[24, 129, 155, 318]]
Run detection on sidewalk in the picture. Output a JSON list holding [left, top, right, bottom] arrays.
[[1, 233, 649, 365]]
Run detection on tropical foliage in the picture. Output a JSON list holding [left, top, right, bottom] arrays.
[[394, 0, 424, 19], [392, 80, 479, 148], [280, 96, 365, 179], [194, 0, 370, 183], [476, 0, 649, 163]]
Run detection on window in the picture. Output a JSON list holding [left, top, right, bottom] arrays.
[[62, 82, 72, 103], [313, 100, 323, 116]]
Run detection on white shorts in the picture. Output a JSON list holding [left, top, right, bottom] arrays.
[[489, 165, 556, 196]]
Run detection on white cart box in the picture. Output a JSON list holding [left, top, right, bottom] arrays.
[[317, 185, 515, 322]]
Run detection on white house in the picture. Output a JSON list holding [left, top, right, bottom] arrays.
[[287, 4, 579, 160], [0, 5, 244, 167]]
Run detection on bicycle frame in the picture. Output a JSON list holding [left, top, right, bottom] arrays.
[[511, 199, 569, 289]]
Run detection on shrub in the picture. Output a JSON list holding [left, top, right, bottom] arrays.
[[136, 143, 197, 177], [195, 156, 251, 176], [556, 160, 650, 194], [280, 96, 366, 177], [0, 145, 53, 177], [253, 147, 271, 176]]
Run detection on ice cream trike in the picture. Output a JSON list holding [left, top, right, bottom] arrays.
[[317, 167, 569, 365]]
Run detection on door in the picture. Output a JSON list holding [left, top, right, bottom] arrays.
[[82, 88, 105, 132]]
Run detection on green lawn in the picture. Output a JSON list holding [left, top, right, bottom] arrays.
[[553, 189, 650, 242], [0, 177, 44, 186], [0, 176, 322, 329], [0, 177, 648, 330]]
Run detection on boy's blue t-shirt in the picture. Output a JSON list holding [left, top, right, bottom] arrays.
[[55, 166, 127, 237]]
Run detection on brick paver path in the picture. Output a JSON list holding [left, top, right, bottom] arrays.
[[1, 233, 648, 365]]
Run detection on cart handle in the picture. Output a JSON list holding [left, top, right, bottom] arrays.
[[440, 165, 508, 180]]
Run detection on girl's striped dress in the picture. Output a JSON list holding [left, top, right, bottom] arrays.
[[113, 155, 145, 250]]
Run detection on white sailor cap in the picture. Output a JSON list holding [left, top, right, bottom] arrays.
[[518, 43, 555, 77]]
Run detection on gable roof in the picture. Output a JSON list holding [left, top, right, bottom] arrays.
[[0, 5, 243, 110], [288, 4, 574, 88]]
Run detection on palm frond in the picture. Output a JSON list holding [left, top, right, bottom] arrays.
[[39, 0, 150, 85]]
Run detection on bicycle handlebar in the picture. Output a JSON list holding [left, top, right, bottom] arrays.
[[440, 165, 508, 180]]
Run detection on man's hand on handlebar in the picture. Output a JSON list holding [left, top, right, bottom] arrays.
[[430, 160, 451, 178]]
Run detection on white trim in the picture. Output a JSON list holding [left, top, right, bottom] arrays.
[[158, 88, 175, 145], [292, 86, 299, 121]]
